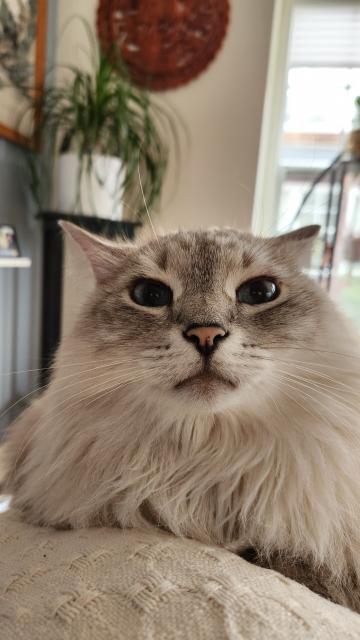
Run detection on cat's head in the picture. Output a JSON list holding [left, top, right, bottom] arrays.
[[60, 223, 322, 415]]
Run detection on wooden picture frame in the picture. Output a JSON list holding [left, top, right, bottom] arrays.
[[0, 0, 47, 148]]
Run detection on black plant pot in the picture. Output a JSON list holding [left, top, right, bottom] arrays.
[[38, 212, 141, 385]]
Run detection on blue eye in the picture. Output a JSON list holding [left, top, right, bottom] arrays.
[[131, 279, 172, 307], [236, 278, 279, 305]]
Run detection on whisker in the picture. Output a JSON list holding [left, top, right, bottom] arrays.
[[274, 363, 358, 393], [276, 361, 359, 395], [81, 371, 151, 410], [0, 383, 50, 423], [269, 373, 356, 432], [0, 358, 147, 422], [237, 347, 360, 396], [270, 356, 358, 376], [265, 376, 332, 428], [138, 149, 160, 245], [0, 355, 144, 377], [234, 348, 360, 378], [273, 368, 360, 414], [255, 378, 288, 422], [256, 343, 360, 362], [39, 368, 155, 422], [8, 369, 155, 481]]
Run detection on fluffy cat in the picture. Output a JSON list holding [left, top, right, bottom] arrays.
[[2, 222, 360, 611]]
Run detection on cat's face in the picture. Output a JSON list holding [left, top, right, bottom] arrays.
[[64, 224, 322, 415]]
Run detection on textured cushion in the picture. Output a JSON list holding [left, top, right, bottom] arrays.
[[1, 509, 360, 639]]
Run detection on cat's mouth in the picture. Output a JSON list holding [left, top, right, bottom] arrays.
[[174, 369, 238, 392]]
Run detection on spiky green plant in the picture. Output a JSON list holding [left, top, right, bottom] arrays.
[[19, 27, 180, 218]]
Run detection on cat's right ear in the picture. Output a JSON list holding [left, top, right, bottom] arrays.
[[269, 225, 320, 267], [59, 221, 133, 283]]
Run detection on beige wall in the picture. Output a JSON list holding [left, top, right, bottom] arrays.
[[55, 0, 274, 232]]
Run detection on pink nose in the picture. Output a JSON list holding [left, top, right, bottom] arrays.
[[184, 325, 227, 354]]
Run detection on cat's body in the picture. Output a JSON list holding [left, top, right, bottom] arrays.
[[2, 224, 360, 611]]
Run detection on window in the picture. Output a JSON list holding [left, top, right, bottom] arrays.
[[255, 0, 360, 327]]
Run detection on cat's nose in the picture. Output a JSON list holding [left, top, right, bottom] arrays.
[[184, 324, 228, 355]]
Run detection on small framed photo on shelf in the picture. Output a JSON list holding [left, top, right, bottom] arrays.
[[0, 225, 20, 257]]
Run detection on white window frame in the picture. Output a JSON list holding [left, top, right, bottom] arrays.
[[252, 0, 295, 236], [252, 0, 354, 236]]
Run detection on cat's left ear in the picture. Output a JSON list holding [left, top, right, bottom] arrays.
[[59, 221, 134, 283], [270, 225, 320, 267]]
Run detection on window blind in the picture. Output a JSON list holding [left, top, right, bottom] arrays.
[[289, 2, 360, 67]]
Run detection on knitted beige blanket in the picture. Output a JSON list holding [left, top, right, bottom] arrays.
[[1, 509, 360, 639]]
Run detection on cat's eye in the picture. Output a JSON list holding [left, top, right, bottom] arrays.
[[130, 279, 173, 307], [236, 277, 279, 305]]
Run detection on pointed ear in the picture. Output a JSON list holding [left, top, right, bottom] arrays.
[[270, 225, 320, 267], [274, 225, 320, 243], [59, 221, 133, 283]]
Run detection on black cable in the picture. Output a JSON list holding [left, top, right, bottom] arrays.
[[289, 152, 344, 227]]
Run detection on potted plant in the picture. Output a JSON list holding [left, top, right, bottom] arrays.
[[22, 32, 179, 221], [348, 97, 360, 160]]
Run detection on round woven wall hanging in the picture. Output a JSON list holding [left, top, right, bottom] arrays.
[[97, 0, 230, 91]]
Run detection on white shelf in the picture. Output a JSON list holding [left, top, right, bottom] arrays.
[[0, 257, 32, 268]]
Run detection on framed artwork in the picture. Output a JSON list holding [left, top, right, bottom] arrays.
[[0, 0, 47, 148], [0, 224, 20, 257]]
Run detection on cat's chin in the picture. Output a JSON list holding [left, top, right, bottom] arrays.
[[174, 370, 237, 392], [171, 370, 240, 413]]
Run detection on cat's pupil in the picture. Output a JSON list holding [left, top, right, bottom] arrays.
[[131, 279, 172, 307], [237, 278, 279, 305]]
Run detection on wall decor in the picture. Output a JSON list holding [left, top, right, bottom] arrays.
[[0, 0, 47, 147], [97, 0, 230, 91]]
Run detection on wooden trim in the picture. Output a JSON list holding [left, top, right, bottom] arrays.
[[0, 123, 32, 149], [35, 0, 48, 94], [0, 0, 48, 149], [33, 0, 48, 148]]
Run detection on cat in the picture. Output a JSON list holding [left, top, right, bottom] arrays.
[[2, 222, 360, 611]]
